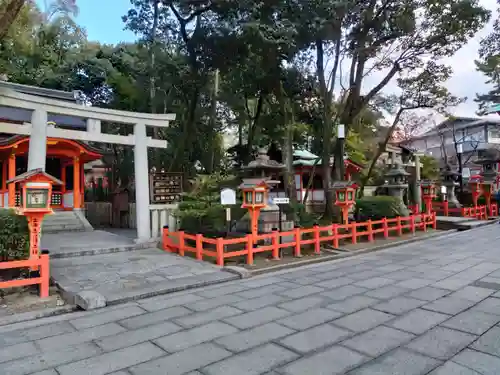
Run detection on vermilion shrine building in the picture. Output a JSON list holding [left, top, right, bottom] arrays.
[[0, 83, 103, 210], [0, 135, 103, 209], [0, 81, 175, 240]]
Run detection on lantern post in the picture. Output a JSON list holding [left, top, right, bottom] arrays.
[[332, 181, 358, 224], [239, 178, 278, 237], [7, 169, 62, 270], [469, 177, 482, 207], [420, 180, 437, 215]]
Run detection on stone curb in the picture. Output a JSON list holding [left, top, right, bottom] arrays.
[[0, 305, 76, 327], [53, 270, 241, 310], [50, 241, 157, 259], [246, 229, 459, 277]]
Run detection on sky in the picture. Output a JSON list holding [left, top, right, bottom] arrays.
[[70, 0, 498, 120]]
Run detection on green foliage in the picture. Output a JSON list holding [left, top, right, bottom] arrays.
[[0, 209, 29, 262], [176, 173, 244, 234], [355, 196, 408, 221], [421, 155, 440, 180]]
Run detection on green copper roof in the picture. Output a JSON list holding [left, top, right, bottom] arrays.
[[293, 149, 319, 160]]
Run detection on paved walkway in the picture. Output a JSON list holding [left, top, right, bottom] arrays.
[[2, 225, 500, 374]]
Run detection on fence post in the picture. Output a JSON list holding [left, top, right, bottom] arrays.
[[195, 234, 203, 261], [367, 220, 374, 242], [410, 214, 416, 234], [179, 230, 185, 257], [216, 238, 224, 266], [383, 217, 389, 238], [162, 225, 169, 251], [422, 214, 427, 232], [432, 211, 437, 229], [246, 235, 253, 265], [351, 223, 357, 245], [332, 224, 339, 248], [40, 250, 50, 298], [444, 201, 449, 216], [461, 207, 466, 217], [397, 216, 403, 236], [313, 224, 320, 254], [272, 228, 279, 260], [294, 225, 302, 257]]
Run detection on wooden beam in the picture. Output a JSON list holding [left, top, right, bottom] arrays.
[[0, 122, 168, 148]]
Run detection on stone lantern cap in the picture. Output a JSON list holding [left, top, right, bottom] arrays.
[[474, 149, 500, 165], [330, 181, 358, 190], [241, 148, 285, 171], [440, 163, 460, 177], [384, 163, 410, 177], [238, 177, 280, 189]]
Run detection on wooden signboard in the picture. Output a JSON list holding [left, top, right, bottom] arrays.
[[149, 172, 183, 203]]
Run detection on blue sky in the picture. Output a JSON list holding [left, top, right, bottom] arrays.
[[36, 0, 136, 44], [75, 0, 136, 44]]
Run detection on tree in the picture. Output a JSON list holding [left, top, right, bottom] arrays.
[[0, 0, 26, 42], [310, 0, 490, 183], [359, 61, 463, 196], [476, 0, 500, 112]]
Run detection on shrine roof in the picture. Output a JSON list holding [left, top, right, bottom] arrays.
[[7, 168, 63, 185], [0, 134, 105, 156]]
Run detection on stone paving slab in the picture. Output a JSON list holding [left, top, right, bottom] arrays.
[[2, 225, 500, 374], [51, 247, 238, 307]]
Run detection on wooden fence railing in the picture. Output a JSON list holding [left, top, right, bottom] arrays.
[[163, 212, 436, 267], [0, 251, 50, 298], [432, 201, 498, 220]]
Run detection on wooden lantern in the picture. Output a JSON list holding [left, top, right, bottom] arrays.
[[469, 177, 482, 207], [333, 182, 358, 224], [7, 169, 62, 268], [420, 180, 437, 215], [239, 178, 278, 237], [481, 181, 493, 208]]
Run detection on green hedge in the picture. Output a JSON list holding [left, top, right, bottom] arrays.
[[355, 196, 408, 221], [0, 209, 29, 262]]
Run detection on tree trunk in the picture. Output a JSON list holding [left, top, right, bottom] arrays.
[[0, 0, 25, 42], [358, 107, 405, 197], [206, 69, 220, 173]]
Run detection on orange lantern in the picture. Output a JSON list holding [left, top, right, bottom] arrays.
[[239, 178, 278, 236], [420, 180, 437, 215], [7, 169, 62, 269], [332, 181, 358, 224], [469, 176, 482, 207]]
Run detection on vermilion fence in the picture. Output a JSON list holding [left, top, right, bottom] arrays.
[[163, 212, 436, 266], [432, 201, 498, 220], [0, 252, 50, 298]]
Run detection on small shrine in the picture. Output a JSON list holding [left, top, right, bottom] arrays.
[[440, 164, 461, 208], [468, 176, 482, 207], [382, 162, 410, 216]]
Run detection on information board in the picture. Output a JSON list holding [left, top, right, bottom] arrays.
[[149, 172, 183, 203]]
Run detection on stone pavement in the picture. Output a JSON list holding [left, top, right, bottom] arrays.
[[2, 225, 500, 374]]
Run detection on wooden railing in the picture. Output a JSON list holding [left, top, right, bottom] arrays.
[[0, 251, 50, 298], [432, 201, 498, 220], [163, 212, 436, 267]]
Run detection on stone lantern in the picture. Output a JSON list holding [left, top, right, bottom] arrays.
[[440, 163, 461, 208], [238, 148, 286, 233], [383, 162, 410, 216]]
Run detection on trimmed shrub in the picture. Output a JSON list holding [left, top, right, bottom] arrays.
[[0, 209, 29, 262], [355, 196, 408, 221]]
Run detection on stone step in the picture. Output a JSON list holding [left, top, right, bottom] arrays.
[[49, 240, 159, 259]]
